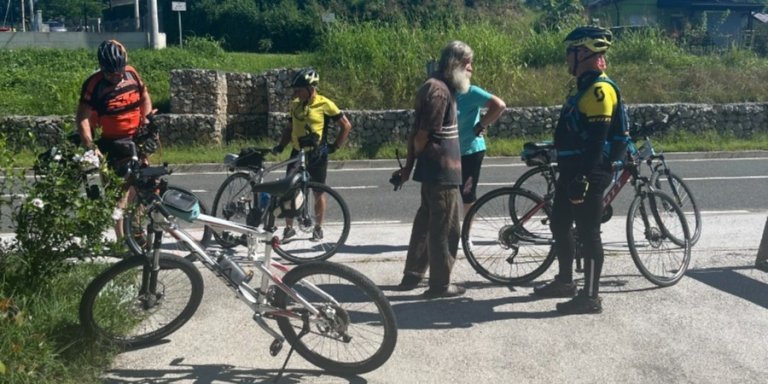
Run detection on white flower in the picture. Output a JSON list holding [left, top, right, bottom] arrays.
[[53, 153, 62, 161], [72, 154, 82, 162], [111, 207, 124, 221], [81, 150, 100, 169], [31, 198, 44, 209]]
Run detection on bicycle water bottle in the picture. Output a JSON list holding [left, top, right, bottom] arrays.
[[217, 254, 252, 286], [259, 192, 270, 209]]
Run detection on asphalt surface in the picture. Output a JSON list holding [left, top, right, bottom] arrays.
[[102, 211, 768, 384]]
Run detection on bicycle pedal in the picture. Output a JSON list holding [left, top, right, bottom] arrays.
[[269, 339, 283, 356]]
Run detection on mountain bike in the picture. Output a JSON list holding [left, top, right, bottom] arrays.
[[120, 117, 212, 256], [462, 154, 692, 287], [513, 132, 701, 246], [211, 147, 350, 263], [79, 161, 397, 376]]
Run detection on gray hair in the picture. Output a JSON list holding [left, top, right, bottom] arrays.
[[437, 40, 473, 75]]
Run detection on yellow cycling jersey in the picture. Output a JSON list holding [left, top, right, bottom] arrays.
[[289, 94, 342, 148], [576, 76, 618, 123]]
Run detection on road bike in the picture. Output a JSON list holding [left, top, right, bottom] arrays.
[[513, 130, 702, 246], [211, 147, 350, 263], [462, 151, 692, 287], [79, 161, 397, 376]]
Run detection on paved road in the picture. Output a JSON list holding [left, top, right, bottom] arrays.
[[103, 211, 768, 384]]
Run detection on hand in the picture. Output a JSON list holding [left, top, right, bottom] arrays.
[[272, 145, 284, 155], [389, 169, 409, 191], [568, 174, 589, 204], [473, 122, 486, 136], [327, 143, 338, 154]]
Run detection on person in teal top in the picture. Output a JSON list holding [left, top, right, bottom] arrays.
[[457, 84, 506, 216]]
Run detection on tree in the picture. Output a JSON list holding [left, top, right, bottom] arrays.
[[34, 0, 105, 25]]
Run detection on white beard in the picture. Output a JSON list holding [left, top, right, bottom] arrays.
[[447, 67, 471, 94]]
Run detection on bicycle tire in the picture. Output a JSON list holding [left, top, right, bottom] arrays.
[[650, 169, 702, 246], [274, 262, 398, 375], [211, 172, 259, 249], [124, 185, 212, 256], [79, 254, 204, 348], [626, 190, 691, 287], [462, 187, 556, 285], [274, 182, 351, 263], [512, 164, 557, 199]]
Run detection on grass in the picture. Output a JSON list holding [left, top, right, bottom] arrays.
[[0, 263, 118, 384]]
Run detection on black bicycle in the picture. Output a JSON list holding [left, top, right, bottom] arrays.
[[211, 147, 350, 263]]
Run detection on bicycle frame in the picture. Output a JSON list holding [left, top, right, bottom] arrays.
[[140, 191, 336, 342]]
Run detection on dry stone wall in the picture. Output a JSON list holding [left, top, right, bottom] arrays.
[[2, 68, 768, 150]]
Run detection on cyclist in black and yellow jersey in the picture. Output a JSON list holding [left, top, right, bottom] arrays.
[[533, 26, 628, 315], [273, 68, 352, 241]]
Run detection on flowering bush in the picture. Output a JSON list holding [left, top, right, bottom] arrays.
[[1, 136, 122, 286]]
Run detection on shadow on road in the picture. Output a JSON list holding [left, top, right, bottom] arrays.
[[687, 265, 768, 309], [105, 357, 368, 384]]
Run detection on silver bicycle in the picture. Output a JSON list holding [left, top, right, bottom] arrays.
[[79, 163, 397, 375]]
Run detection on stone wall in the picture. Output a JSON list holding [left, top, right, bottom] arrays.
[[2, 67, 767, 149]]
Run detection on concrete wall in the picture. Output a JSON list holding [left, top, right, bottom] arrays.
[[0, 31, 165, 50]]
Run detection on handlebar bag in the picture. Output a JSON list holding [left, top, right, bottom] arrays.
[[234, 147, 264, 169], [161, 189, 200, 222]]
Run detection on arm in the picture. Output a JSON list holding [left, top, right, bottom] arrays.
[[475, 95, 506, 135], [139, 87, 153, 125], [76, 102, 97, 150], [273, 122, 292, 154], [332, 114, 352, 149]]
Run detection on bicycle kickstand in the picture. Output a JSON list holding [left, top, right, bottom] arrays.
[[273, 312, 311, 383]]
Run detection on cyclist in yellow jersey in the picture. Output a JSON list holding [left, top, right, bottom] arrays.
[[533, 26, 627, 315], [273, 68, 352, 241]]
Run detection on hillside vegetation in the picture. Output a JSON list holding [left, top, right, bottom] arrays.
[[2, 22, 768, 117]]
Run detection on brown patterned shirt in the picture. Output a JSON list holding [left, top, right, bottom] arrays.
[[412, 77, 462, 185]]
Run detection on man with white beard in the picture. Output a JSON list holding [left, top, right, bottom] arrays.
[[391, 40, 472, 298]]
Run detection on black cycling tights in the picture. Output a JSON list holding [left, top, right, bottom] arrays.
[[550, 174, 609, 298]]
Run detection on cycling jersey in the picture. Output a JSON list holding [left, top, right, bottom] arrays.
[[554, 71, 618, 175], [288, 94, 343, 149], [79, 65, 146, 139]]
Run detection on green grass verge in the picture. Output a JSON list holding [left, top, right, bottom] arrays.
[[0, 263, 119, 384]]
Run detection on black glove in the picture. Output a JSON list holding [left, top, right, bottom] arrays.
[[272, 145, 284, 155], [143, 136, 158, 154], [568, 174, 589, 203], [327, 143, 338, 154], [389, 170, 403, 191]]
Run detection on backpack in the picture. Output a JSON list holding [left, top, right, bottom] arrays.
[[569, 76, 630, 164]]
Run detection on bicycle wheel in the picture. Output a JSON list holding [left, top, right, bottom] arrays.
[[626, 190, 691, 287], [274, 262, 397, 375], [274, 182, 351, 263], [462, 187, 556, 285], [650, 169, 702, 246], [79, 254, 204, 348], [512, 164, 557, 199], [211, 172, 259, 249], [124, 185, 212, 256]]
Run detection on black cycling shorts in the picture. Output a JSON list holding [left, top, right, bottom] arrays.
[[461, 150, 485, 204], [287, 148, 328, 184]]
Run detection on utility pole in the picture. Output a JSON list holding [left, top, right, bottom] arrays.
[[27, 0, 33, 31], [20, 0, 24, 32], [148, 0, 160, 49], [134, 0, 140, 31]]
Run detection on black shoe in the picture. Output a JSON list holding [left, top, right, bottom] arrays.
[[756, 260, 768, 272], [283, 227, 296, 240], [396, 274, 423, 291], [556, 291, 602, 315], [423, 284, 466, 299], [533, 279, 577, 298], [311, 226, 323, 241]]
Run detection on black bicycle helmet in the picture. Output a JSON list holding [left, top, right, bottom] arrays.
[[97, 40, 127, 72], [564, 26, 613, 53], [290, 68, 319, 88]]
